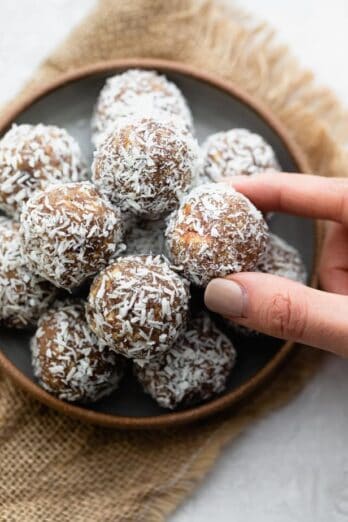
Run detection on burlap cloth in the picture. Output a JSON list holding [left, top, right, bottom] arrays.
[[1, 1, 348, 520]]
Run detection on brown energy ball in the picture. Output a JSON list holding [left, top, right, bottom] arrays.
[[165, 183, 269, 286], [257, 233, 307, 283], [201, 128, 280, 182], [91, 115, 200, 220], [31, 302, 125, 402], [20, 182, 123, 290], [134, 314, 237, 410], [0, 218, 56, 329], [86, 255, 190, 363], [0, 124, 87, 218], [91, 69, 193, 147]]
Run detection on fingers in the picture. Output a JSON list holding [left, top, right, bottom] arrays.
[[229, 172, 348, 225], [319, 222, 348, 294], [205, 273, 348, 356]]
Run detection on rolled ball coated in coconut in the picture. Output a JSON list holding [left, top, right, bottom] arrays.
[[0, 218, 57, 329], [0, 124, 87, 218], [201, 128, 280, 182], [134, 313, 237, 410], [165, 183, 269, 286], [258, 233, 307, 283], [86, 255, 190, 363], [31, 302, 125, 402], [91, 69, 193, 147], [91, 115, 200, 220], [20, 182, 123, 290]]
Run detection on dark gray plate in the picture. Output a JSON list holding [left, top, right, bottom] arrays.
[[0, 68, 315, 419]]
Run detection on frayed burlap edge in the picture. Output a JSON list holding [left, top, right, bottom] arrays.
[[1, 1, 347, 521], [9, 0, 348, 176]]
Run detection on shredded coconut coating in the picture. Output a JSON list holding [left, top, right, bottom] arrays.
[[0, 124, 87, 218], [134, 313, 237, 410], [91, 115, 200, 220], [124, 218, 166, 256], [20, 182, 123, 290], [0, 218, 57, 329], [86, 255, 190, 363], [31, 302, 125, 402], [228, 233, 307, 336], [91, 69, 193, 147], [257, 232, 307, 283], [201, 128, 280, 182], [165, 183, 269, 286]]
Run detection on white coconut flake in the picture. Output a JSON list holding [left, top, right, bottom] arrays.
[[200, 128, 280, 183], [122, 218, 166, 257], [30, 301, 125, 402], [92, 115, 200, 220], [134, 313, 237, 409], [0, 123, 87, 218], [20, 182, 124, 290], [86, 254, 190, 363], [165, 182, 269, 286], [91, 69, 193, 147], [0, 218, 57, 329], [257, 232, 307, 283]]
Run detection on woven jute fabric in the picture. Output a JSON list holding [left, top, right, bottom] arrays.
[[1, 1, 348, 520]]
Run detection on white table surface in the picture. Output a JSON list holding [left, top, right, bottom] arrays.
[[1, 1, 348, 521]]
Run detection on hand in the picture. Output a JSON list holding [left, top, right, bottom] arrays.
[[204, 172, 348, 356]]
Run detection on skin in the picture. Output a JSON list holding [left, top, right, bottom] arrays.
[[204, 172, 348, 356]]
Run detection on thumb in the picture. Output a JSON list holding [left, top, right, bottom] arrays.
[[204, 273, 348, 356]]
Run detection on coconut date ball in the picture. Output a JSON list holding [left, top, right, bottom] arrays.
[[91, 69, 193, 147], [201, 128, 280, 182], [20, 182, 123, 290], [91, 115, 200, 220], [0, 218, 56, 329], [86, 255, 190, 363], [134, 314, 237, 410], [0, 124, 87, 218], [258, 233, 307, 283], [165, 183, 269, 286], [31, 302, 125, 402]]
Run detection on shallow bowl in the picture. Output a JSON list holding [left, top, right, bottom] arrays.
[[0, 59, 318, 429]]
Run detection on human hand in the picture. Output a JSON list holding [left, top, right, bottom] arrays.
[[204, 172, 348, 356]]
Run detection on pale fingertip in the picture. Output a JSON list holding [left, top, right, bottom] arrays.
[[204, 278, 247, 318]]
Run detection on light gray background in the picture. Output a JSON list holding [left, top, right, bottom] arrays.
[[1, 1, 348, 521]]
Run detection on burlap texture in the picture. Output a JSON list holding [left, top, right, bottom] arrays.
[[1, 1, 348, 520]]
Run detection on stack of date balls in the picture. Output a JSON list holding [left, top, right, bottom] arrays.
[[0, 69, 306, 411]]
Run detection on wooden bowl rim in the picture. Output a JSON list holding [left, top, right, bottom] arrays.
[[0, 58, 319, 429]]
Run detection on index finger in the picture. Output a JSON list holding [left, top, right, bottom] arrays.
[[230, 172, 348, 224]]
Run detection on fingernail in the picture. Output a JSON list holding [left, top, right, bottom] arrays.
[[204, 278, 247, 318]]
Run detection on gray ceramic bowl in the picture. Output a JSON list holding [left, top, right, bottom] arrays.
[[0, 59, 319, 429]]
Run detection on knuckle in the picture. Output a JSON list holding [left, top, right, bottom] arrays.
[[262, 291, 308, 340]]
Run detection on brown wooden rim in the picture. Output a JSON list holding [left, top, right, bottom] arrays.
[[0, 58, 321, 429]]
